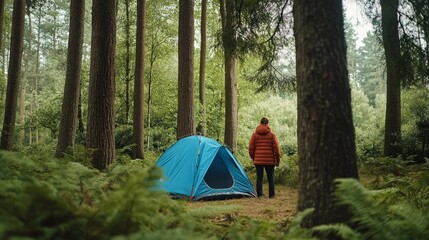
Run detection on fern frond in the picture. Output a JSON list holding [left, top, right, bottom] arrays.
[[311, 223, 361, 240]]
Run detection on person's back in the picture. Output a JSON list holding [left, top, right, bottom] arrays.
[[250, 124, 278, 165], [248, 117, 280, 198]]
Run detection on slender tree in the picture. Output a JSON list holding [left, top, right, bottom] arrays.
[[133, 0, 146, 159], [381, 0, 402, 157], [177, 0, 195, 139], [0, 0, 5, 61], [294, 0, 359, 228], [0, 0, 25, 150], [123, 0, 132, 124], [87, 0, 117, 169], [219, 0, 238, 151], [55, 0, 85, 158], [18, 9, 32, 145], [196, 0, 207, 135]]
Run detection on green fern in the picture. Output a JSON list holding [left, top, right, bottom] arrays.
[[283, 209, 317, 240], [332, 178, 429, 240], [0, 151, 200, 239]]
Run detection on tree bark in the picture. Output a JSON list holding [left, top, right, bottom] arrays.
[[55, 0, 85, 158], [87, 0, 117, 169], [0, 0, 5, 57], [124, 0, 131, 124], [0, 0, 25, 150], [220, 0, 238, 152], [196, 0, 207, 135], [177, 0, 195, 139], [133, 0, 146, 159], [381, 0, 402, 157], [18, 10, 32, 145], [294, 0, 359, 228]]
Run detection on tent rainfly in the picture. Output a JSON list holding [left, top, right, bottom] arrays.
[[155, 135, 256, 201]]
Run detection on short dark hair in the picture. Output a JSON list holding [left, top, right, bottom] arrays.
[[260, 116, 269, 124]]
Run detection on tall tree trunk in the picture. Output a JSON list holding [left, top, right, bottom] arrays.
[[146, 43, 156, 151], [18, 10, 32, 145], [294, 0, 359, 228], [31, 9, 42, 145], [0, 0, 25, 150], [87, 0, 117, 170], [196, 0, 207, 135], [133, 0, 146, 159], [55, 0, 85, 158], [381, 0, 402, 157], [124, 0, 131, 124], [0, 0, 5, 62], [146, 36, 156, 151], [220, 0, 237, 151], [177, 0, 195, 139]]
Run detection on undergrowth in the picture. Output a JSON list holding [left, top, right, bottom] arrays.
[[1, 149, 428, 239]]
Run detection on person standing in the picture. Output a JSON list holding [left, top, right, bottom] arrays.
[[248, 116, 281, 198]]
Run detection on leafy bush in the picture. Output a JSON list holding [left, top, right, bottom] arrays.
[[402, 88, 429, 161], [351, 86, 385, 159], [275, 154, 299, 187]]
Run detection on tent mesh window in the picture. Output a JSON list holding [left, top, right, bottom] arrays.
[[203, 154, 233, 189]]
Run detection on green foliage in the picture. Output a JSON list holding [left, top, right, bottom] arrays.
[[274, 154, 299, 187], [355, 30, 386, 106], [401, 88, 429, 160], [332, 178, 429, 240], [283, 209, 317, 240], [363, 159, 429, 208], [0, 151, 200, 240], [351, 84, 385, 158], [284, 178, 429, 240], [359, 156, 409, 180]]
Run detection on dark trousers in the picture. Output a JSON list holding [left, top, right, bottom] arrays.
[[255, 165, 275, 198]]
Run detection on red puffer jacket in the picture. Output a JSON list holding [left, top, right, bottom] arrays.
[[248, 124, 281, 166]]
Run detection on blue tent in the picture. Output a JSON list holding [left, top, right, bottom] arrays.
[[155, 135, 256, 201]]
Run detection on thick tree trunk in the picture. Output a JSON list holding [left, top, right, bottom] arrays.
[[196, 0, 207, 135], [55, 0, 85, 158], [0, 0, 25, 150], [220, 0, 238, 152], [177, 0, 195, 139], [381, 0, 402, 157], [87, 0, 117, 169], [294, 0, 359, 228], [133, 0, 146, 159]]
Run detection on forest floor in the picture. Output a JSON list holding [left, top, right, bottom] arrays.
[[184, 184, 298, 222]]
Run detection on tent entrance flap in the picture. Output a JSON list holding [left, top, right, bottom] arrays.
[[203, 155, 233, 189]]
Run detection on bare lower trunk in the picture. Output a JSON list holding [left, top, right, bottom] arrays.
[[55, 0, 85, 157], [133, 0, 146, 159], [87, 0, 117, 169], [381, 0, 402, 157], [294, 0, 359, 228], [176, 0, 195, 139]]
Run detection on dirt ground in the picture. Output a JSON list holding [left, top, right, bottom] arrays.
[[185, 184, 298, 222]]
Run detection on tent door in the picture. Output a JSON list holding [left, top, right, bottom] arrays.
[[203, 154, 233, 189]]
